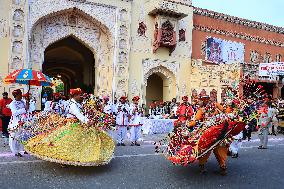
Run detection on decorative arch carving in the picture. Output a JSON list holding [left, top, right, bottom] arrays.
[[144, 66, 174, 86], [28, 0, 116, 36], [30, 10, 111, 67], [143, 58, 179, 78], [29, 9, 114, 96]]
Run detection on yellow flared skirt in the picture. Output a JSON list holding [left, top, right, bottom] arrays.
[[25, 121, 115, 166]]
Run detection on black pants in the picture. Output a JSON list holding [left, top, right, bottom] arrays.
[[1, 116, 11, 137], [243, 127, 252, 140]]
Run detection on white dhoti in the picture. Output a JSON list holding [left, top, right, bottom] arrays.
[[117, 126, 127, 143], [130, 126, 141, 142], [8, 99, 27, 155], [229, 140, 242, 155], [9, 131, 24, 154], [229, 132, 243, 155]]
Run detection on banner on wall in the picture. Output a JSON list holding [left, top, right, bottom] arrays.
[[259, 62, 284, 76], [206, 37, 245, 64]]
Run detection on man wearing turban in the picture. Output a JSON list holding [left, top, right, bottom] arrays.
[[8, 89, 29, 157]]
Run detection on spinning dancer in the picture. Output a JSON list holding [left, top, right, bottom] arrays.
[[25, 88, 115, 166]]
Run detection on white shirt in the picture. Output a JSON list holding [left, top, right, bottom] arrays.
[[129, 103, 142, 126], [116, 103, 130, 126], [44, 101, 52, 112], [66, 99, 89, 124], [8, 100, 27, 129], [111, 103, 118, 114], [103, 103, 112, 114]]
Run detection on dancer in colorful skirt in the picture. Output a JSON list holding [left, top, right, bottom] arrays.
[[164, 83, 261, 176], [24, 88, 115, 166]]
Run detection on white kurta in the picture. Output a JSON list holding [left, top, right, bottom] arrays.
[[116, 103, 129, 143], [63, 99, 72, 116], [229, 131, 243, 155], [44, 101, 52, 112], [129, 103, 142, 142], [103, 103, 113, 114], [66, 99, 89, 124], [8, 100, 26, 154]]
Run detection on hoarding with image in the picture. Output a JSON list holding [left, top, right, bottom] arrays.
[[206, 37, 245, 64]]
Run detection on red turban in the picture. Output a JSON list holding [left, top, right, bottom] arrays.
[[182, 96, 189, 101], [120, 96, 127, 101], [12, 89, 22, 97], [103, 96, 110, 101], [70, 88, 82, 96], [53, 93, 60, 98], [22, 93, 30, 97], [150, 103, 156, 108], [132, 96, 140, 101]]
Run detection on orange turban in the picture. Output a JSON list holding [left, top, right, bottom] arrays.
[[70, 88, 82, 96]]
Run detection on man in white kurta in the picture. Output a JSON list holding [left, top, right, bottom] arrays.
[[116, 96, 129, 146], [229, 131, 243, 158], [8, 89, 28, 157], [129, 96, 142, 146], [66, 88, 90, 124]]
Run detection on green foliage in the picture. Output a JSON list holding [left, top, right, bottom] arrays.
[[56, 83, 64, 93]]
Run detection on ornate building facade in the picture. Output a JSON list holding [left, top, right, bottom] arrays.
[[0, 0, 283, 107]]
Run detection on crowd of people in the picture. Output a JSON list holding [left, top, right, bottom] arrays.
[[0, 85, 283, 171]]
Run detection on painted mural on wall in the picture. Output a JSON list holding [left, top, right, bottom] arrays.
[[206, 37, 245, 64]]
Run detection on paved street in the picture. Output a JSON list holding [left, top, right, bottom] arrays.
[[0, 134, 284, 189]]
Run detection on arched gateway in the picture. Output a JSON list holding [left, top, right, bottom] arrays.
[[15, 0, 132, 100], [29, 8, 113, 96]]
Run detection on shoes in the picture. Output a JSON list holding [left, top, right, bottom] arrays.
[[121, 143, 126, 146], [130, 142, 135, 146], [117, 143, 121, 146], [199, 165, 206, 174], [15, 153, 23, 157], [248, 137, 251, 141], [231, 153, 238, 158], [135, 142, 140, 146], [258, 146, 267, 149], [220, 167, 227, 176], [227, 151, 232, 156], [24, 151, 28, 155]]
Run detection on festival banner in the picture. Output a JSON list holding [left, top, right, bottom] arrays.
[[259, 62, 284, 76], [206, 37, 245, 64]]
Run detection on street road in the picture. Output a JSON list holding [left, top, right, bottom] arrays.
[[0, 134, 283, 189]]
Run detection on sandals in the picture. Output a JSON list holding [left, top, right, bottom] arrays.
[[258, 146, 267, 149]]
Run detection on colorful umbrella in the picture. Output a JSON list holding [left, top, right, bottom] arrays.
[[3, 69, 53, 87]]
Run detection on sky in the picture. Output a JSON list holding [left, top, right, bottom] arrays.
[[192, 0, 284, 27]]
